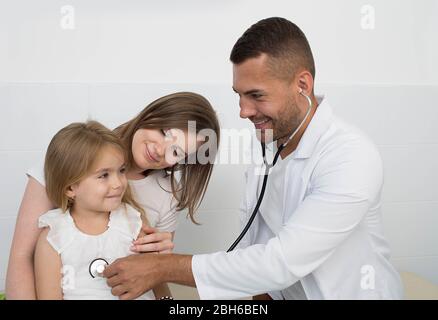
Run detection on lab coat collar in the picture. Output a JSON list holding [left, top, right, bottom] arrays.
[[291, 95, 332, 159]]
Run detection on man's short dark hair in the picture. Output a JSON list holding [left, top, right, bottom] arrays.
[[230, 17, 315, 82]]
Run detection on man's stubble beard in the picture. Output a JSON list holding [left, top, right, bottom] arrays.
[[272, 96, 302, 145]]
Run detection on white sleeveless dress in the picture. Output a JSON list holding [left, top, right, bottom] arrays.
[[38, 204, 155, 300]]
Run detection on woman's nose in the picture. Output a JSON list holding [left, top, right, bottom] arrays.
[[155, 142, 165, 160]]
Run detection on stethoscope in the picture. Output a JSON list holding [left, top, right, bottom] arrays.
[[227, 89, 314, 252], [89, 258, 109, 278]]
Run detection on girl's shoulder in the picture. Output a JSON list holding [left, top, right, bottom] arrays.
[[38, 208, 75, 254], [108, 204, 143, 240], [39, 208, 71, 228]]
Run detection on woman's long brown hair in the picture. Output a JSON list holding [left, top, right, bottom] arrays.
[[114, 92, 220, 223]]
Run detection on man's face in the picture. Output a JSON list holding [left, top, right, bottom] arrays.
[[233, 54, 303, 144]]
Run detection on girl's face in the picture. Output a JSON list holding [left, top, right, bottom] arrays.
[[67, 145, 128, 215], [131, 128, 200, 171]]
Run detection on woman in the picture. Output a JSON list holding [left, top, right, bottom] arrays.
[[6, 92, 220, 299]]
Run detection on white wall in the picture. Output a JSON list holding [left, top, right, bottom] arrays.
[[1, 0, 437, 292]]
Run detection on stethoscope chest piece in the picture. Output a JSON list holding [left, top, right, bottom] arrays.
[[89, 258, 109, 278]]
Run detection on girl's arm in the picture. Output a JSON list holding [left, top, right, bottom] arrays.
[[5, 177, 55, 299], [34, 228, 63, 300]]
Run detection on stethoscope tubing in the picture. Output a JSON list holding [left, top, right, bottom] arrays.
[[227, 91, 313, 252]]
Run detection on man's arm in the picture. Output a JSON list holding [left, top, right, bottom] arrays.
[[105, 140, 382, 300], [104, 254, 194, 300]]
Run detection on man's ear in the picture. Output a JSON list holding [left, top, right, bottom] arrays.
[[296, 70, 314, 96]]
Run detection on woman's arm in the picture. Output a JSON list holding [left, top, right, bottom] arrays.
[[133, 227, 175, 299], [5, 177, 55, 299], [152, 283, 173, 300], [34, 228, 63, 300]]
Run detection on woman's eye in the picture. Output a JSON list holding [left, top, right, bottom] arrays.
[[161, 129, 171, 137]]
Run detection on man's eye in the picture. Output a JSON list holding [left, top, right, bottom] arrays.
[[252, 93, 262, 99]]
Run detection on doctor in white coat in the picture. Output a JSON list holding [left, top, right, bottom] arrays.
[[104, 17, 404, 300]]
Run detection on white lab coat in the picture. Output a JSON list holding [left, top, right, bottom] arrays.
[[192, 96, 404, 300]]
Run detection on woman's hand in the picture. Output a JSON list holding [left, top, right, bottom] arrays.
[[131, 226, 175, 254]]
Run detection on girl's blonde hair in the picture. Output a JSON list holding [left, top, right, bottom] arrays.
[[114, 92, 220, 223], [44, 121, 146, 219]]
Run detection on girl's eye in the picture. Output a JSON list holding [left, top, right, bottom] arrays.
[[98, 173, 109, 179], [120, 167, 126, 174]]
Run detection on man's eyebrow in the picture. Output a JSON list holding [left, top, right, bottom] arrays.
[[232, 87, 265, 95]]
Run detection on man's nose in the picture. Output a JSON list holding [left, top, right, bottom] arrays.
[[239, 97, 257, 119]]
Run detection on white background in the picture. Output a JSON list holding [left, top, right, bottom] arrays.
[[1, 0, 437, 293]]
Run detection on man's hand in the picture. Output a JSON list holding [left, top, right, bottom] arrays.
[[103, 253, 163, 300], [132, 226, 175, 254], [104, 253, 195, 300]]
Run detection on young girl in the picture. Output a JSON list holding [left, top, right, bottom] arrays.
[[34, 121, 168, 299], [7, 92, 220, 299]]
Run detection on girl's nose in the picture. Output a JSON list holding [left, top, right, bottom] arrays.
[[111, 175, 122, 189]]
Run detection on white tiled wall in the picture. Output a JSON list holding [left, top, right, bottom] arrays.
[[2, 0, 437, 85], [3, 83, 436, 293], [0, 84, 90, 151]]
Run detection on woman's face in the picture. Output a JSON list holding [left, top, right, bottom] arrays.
[[131, 128, 200, 171]]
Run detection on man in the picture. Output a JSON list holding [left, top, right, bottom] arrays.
[[104, 17, 403, 300]]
